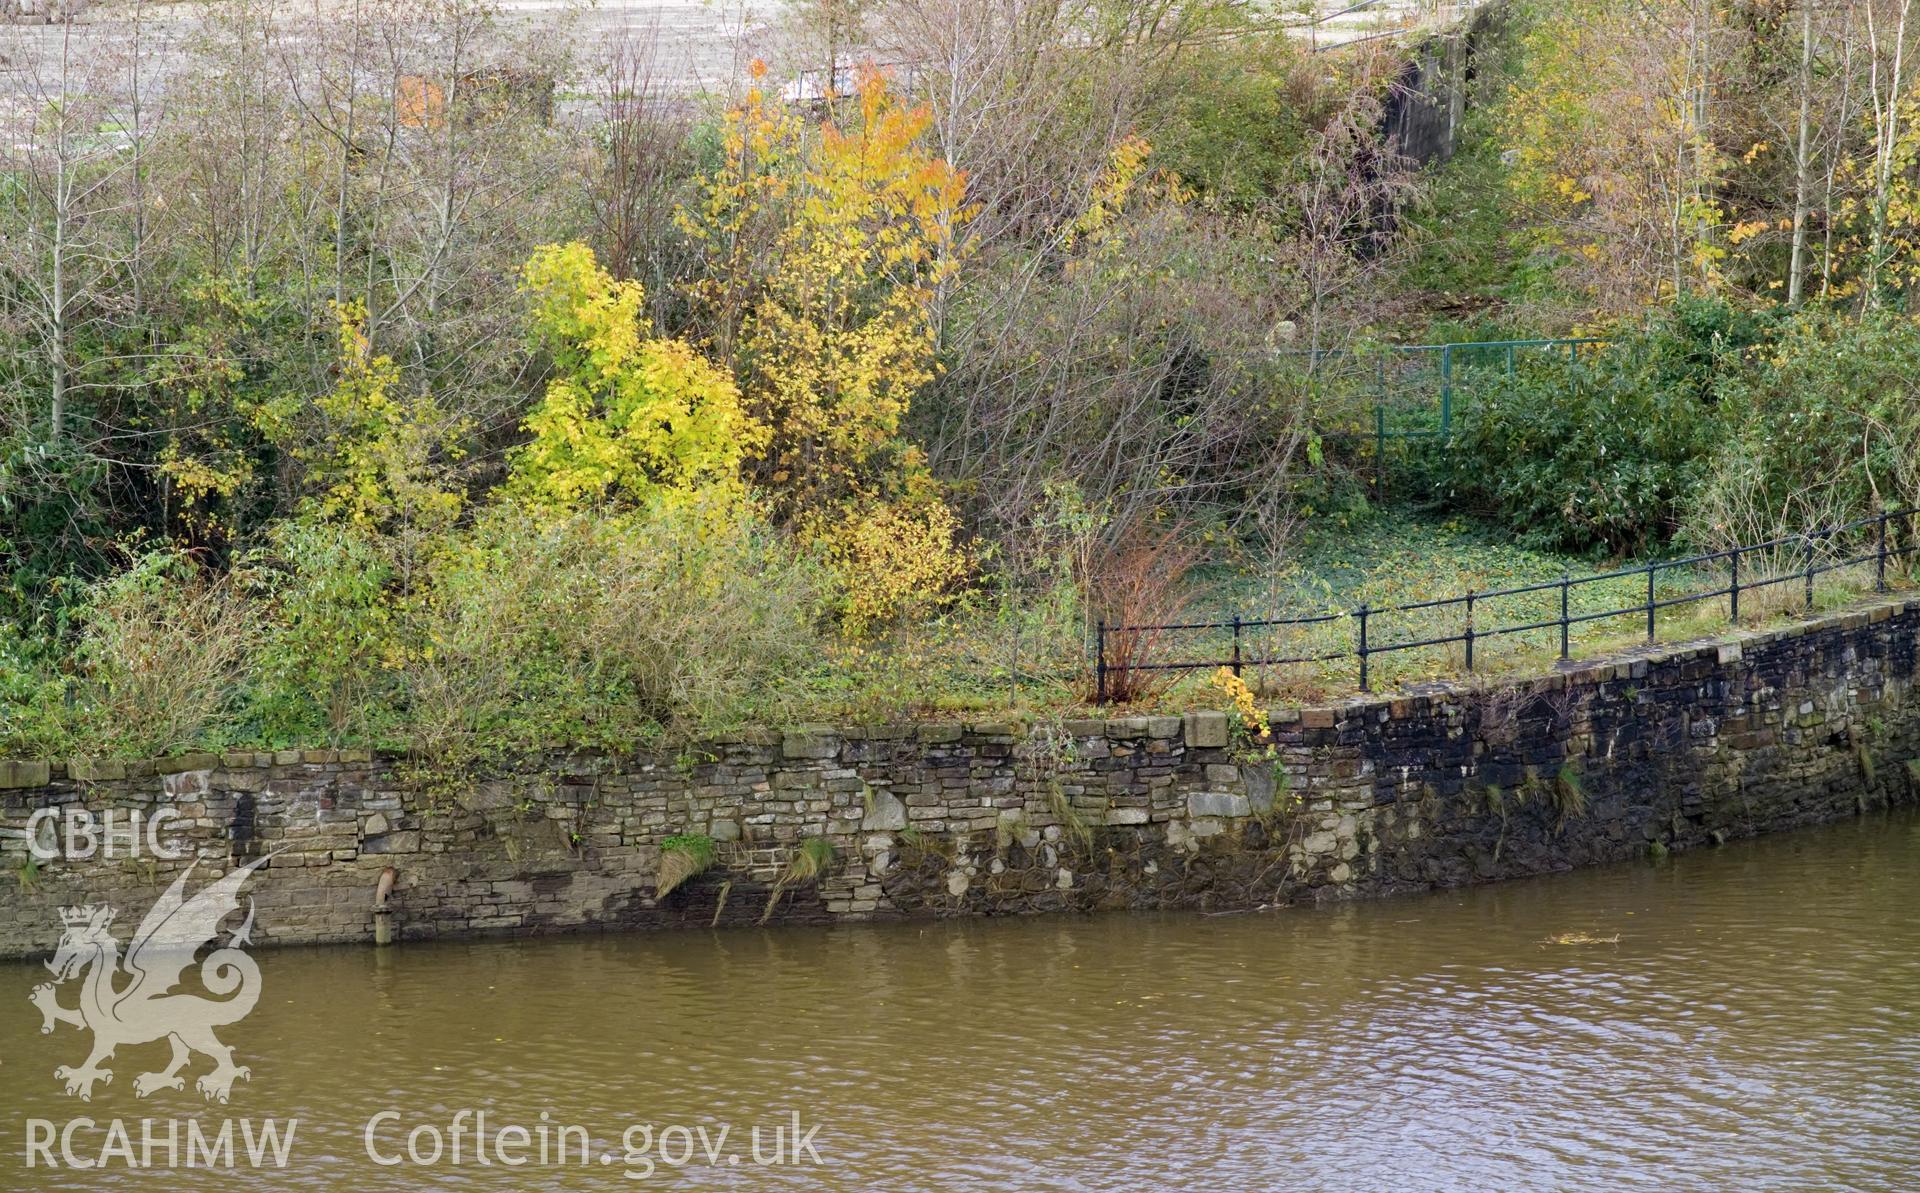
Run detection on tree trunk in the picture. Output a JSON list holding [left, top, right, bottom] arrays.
[[1789, 0, 1814, 305], [1866, 0, 1913, 309]]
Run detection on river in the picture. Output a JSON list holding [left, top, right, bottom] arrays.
[[3, 811, 1918, 1190]]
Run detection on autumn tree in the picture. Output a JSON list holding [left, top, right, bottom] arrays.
[[682, 66, 969, 517], [509, 242, 763, 514], [1500, 0, 1736, 311], [671, 67, 973, 627]]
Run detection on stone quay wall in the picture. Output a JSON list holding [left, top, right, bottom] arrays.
[[0, 596, 1916, 958]]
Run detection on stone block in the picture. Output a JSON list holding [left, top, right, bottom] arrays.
[[967, 721, 1022, 738], [861, 790, 908, 831], [68, 757, 126, 783], [1243, 765, 1278, 813], [362, 831, 422, 855], [156, 752, 220, 775], [1187, 791, 1250, 819], [0, 760, 51, 789], [1103, 807, 1150, 826], [1183, 710, 1230, 749], [162, 770, 210, 798], [781, 730, 840, 760]]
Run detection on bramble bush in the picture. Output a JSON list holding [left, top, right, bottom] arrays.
[[1685, 308, 1920, 555], [64, 552, 261, 758], [403, 499, 827, 777]]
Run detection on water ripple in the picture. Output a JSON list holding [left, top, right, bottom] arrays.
[[3, 812, 1919, 1190]]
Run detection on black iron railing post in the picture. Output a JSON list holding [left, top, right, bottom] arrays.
[[1729, 549, 1740, 624], [1878, 511, 1890, 592], [1645, 563, 1656, 641], [1231, 615, 1243, 679], [1804, 534, 1816, 612], [1356, 605, 1371, 693], [1095, 619, 1108, 705], [1464, 589, 1476, 673], [1559, 572, 1571, 659]]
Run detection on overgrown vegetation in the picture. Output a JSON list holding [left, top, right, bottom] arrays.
[[761, 837, 838, 923], [3, 0, 1918, 759], [656, 834, 719, 899]]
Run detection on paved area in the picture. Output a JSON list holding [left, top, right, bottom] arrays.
[[0, 0, 1482, 108]]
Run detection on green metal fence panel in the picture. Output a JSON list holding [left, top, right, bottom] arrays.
[[1296, 337, 1608, 445]]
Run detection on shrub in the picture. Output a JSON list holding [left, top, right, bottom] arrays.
[[1403, 301, 1753, 556], [510, 242, 762, 513], [1686, 308, 1920, 554], [404, 499, 826, 776], [66, 552, 260, 757], [1088, 519, 1202, 703], [822, 487, 970, 638], [0, 626, 71, 757], [244, 522, 406, 747]]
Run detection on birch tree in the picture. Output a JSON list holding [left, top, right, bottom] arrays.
[[1864, 0, 1915, 306]]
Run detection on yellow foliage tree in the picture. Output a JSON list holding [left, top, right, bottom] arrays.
[[678, 65, 974, 633], [1500, 0, 1728, 311], [825, 480, 969, 636], [305, 301, 466, 536], [510, 242, 765, 513], [680, 65, 971, 519]]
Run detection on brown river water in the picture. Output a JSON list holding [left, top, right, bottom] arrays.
[[2, 811, 1918, 1191]]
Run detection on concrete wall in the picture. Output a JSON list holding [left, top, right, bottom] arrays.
[[1384, 1, 1510, 166], [1, 596, 1916, 958]]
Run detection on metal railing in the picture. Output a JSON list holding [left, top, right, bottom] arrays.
[[1296, 337, 1608, 446], [1093, 508, 1920, 702]]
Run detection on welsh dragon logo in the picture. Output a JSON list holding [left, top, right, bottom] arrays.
[[29, 855, 274, 1103]]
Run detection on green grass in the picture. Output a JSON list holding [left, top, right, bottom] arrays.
[[6, 504, 1908, 753], [761, 837, 838, 923], [656, 834, 717, 898], [1202, 507, 1611, 613], [1149, 506, 1913, 703]]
